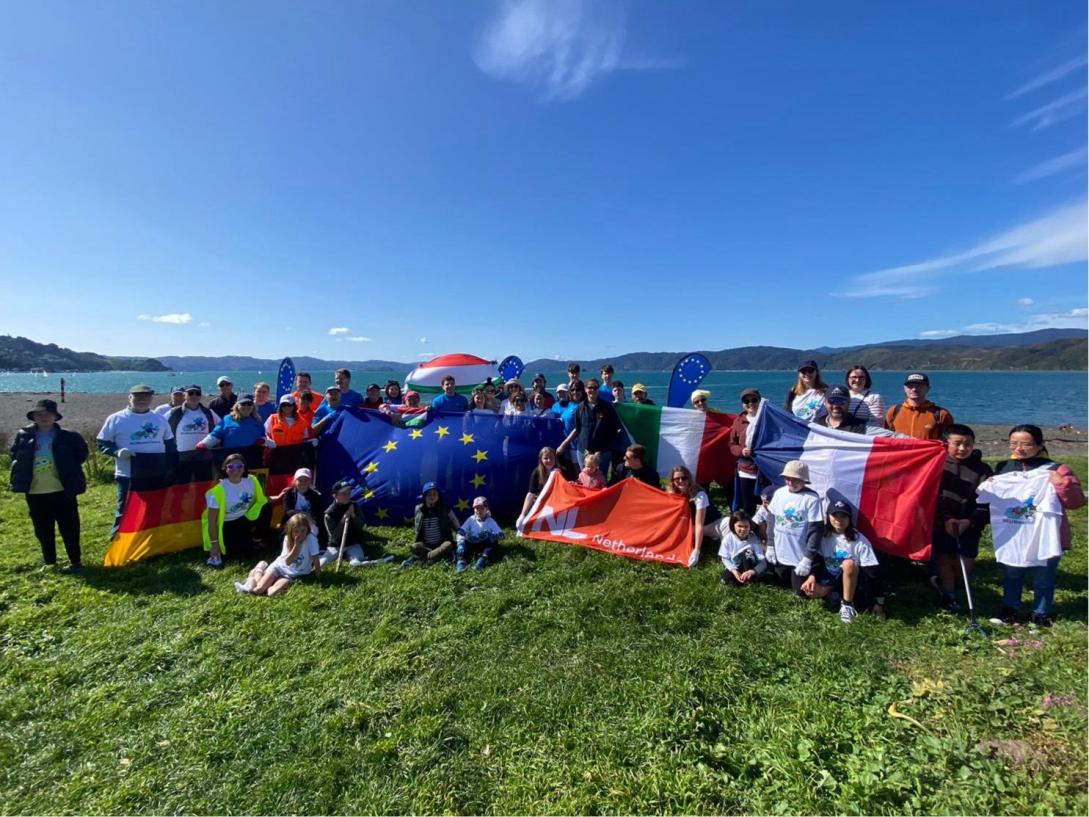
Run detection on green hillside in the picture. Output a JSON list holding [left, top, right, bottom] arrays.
[[0, 335, 168, 373]]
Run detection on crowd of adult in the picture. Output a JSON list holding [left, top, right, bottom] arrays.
[[8, 360, 1084, 626]]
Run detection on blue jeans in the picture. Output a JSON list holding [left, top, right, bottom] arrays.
[[112, 476, 131, 538], [1002, 557, 1060, 617]]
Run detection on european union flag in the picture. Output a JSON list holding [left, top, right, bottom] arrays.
[[667, 353, 712, 408], [315, 408, 567, 523], [276, 357, 296, 401]]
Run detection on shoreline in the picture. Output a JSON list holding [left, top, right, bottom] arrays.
[[2, 391, 1085, 458]]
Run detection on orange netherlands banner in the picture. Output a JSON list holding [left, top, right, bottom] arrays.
[[519, 472, 695, 567]]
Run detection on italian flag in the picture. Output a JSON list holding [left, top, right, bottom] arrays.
[[615, 402, 738, 487]]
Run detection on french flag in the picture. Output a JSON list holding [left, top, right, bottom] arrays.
[[750, 402, 946, 560]]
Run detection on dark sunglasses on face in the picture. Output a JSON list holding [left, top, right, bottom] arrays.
[[226, 463, 244, 471], [742, 398, 760, 405], [799, 367, 816, 375]]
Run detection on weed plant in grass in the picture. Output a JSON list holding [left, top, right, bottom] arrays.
[[0, 458, 1085, 815]]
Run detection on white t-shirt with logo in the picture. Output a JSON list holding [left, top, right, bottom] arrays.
[[818, 531, 879, 572], [205, 478, 257, 522], [791, 389, 825, 421], [272, 532, 320, 579], [767, 487, 823, 567], [173, 406, 220, 452], [977, 468, 1064, 567], [96, 409, 175, 477]]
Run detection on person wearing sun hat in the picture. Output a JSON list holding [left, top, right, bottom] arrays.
[[630, 383, 655, 406], [97, 384, 176, 537], [765, 459, 825, 593], [9, 399, 89, 570]]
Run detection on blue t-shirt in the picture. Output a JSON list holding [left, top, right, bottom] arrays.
[[552, 401, 578, 434], [311, 403, 343, 430], [431, 393, 469, 412], [598, 386, 614, 403], [256, 403, 276, 422], [210, 415, 265, 448], [338, 389, 364, 409]]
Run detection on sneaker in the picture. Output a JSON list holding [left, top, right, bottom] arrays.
[[456, 560, 469, 573], [940, 593, 961, 614], [348, 557, 366, 567], [474, 557, 487, 571], [839, 601, 858, 624], [400, 556, 419, 569], [206, 555, 223, 569], [233, 581, 251, 594], [1030, 613, 1053, 628], [66, 563, 84, 574]]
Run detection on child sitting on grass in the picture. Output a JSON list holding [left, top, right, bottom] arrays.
[[321, 481, 391, 567], [799, 499, 885, 622], [403, 481, 460, 567], [456, 496, 503, 572], [717, 510, 767, 586], [577, 451, 608, 489], [235, 512, 320, 596]]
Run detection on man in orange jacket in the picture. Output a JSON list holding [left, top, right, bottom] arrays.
[[885, 372, 954, 440]]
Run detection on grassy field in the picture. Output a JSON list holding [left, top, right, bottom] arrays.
[[0, 457, 1085, 815]]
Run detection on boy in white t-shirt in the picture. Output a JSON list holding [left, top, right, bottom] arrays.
[[716, 510, 767, 586], [799, 499, 886, 623]]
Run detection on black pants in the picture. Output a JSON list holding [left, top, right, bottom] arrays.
[[26, 492, 81, 566]]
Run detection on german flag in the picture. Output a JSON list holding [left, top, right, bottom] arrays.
[[103, 444, 314, 567]]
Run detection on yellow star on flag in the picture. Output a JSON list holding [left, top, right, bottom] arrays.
[[472, 449, 488, 463], [471, 473, 487, 488], [376, 507, 389, 520], [364, 462, 379, 474], [409, 429, 423, 439], [383, 441, 398, 453], [364, 489, 375, 500], [435, 425, 450, 439], [455, 498, 470, 512], [459, 432, 475, 445]]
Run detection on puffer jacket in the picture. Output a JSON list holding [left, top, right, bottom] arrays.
[[9, 423, 88, 496]]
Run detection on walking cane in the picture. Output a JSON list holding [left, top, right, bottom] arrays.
[[334, 506, 351, 574], [956, 530, 986, 637]]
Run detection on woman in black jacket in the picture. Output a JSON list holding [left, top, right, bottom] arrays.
[[9, 399, 89, 570]]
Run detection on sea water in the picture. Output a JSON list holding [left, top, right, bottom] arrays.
[[1, 369, 1085, 427]]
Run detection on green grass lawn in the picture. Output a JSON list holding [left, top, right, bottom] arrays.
[[0, 459, 1085, 815]]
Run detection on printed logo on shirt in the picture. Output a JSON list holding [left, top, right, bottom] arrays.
[[1003, 498, 1037, 524], [129, 422, 161, 441], [826, 546, 849, 571], [228, 493, 253, 515], [182, 417, 208, 433], [776, 507, 807, 528]]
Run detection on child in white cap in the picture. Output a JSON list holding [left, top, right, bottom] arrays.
[[456, 496, 503, 572]]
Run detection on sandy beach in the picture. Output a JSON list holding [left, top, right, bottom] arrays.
[[2, 390, 1085, 458]]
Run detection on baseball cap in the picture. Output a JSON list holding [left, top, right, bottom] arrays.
[[827, 385, 850, 404], [556, 383, 570, 393], [170, 385, 185, 395], [237, 393, 255, 404], [740, 388, 761, 401], [129, 384, 154, 395], [472, 496, 488, 508], [798, 359, 818, 372], [216, 376, 232, 386], [293, 468, 312, 481], [278, 394, 296, 405], [631, 383, 647, 394], [404, 390, 420, 400], [905, 372, 930, 386], [533, 372, 547, 383], [325, 385, 341, 393], [828, 498, 853, 517], [331, 479, 353, 494], [185, 384, 203, 395], [366, 383, 381, 391]]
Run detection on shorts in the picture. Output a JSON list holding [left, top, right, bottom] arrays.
[[932, 531, 980, 559], [815, 564, 843, 586], [267, 561, 300, 581]]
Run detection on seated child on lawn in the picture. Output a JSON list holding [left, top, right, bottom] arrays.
[[320, 480, 387, 567], [799, 499, 885, 622], [404, 481, 460, 567], [456, 496, 503, 572], [234, 512, 320, 596], [717, 510, 767, 586]]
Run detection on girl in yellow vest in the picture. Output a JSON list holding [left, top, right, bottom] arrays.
[[202, 452, 268, 568]]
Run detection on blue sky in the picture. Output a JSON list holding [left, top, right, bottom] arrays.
[[0, 0, 1085, 363]]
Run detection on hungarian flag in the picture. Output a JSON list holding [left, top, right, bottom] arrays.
[[519, 472, 695, 567], [404, 353, 501, 397], [750, 402, 946, 560], [102, 444, 311, 567], [616, 402, 738, 486]]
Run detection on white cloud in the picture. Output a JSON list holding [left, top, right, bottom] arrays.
[[137, 313, 193, 324], [959, 308, 1088, 335], [1011, 87, 1087, 130], [837, 201, 1089, 299], [1014, 147, 1087, 183], [1016, 297, 1035, 307], [345, 336, 372, 343], [328, 327, 349, 336], [919, 329, 959, 338], [1006, 55, 1088, 100], [419, 337, 427, 344], [473, 0, 674, 101]]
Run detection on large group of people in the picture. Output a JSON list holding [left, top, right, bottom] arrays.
[[8, 359, 1084, 627]]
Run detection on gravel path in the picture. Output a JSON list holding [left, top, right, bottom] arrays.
[[1, 391, 1086, 458]]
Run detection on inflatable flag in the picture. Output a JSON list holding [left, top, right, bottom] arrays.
[[498, 355, 525, 382], [750, 402, 945, 559], [276, 357, 295, 401], [405, 353, 501, 398], [519, 471, 695, 567], [666, 353, 712, 409]]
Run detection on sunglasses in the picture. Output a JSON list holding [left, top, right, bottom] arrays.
[[742, 398, 760, 405], [693, 398, 707, 404], [226, 463, 244, 471], [672, 475, 689, 482], [799, 367, 816, 375]]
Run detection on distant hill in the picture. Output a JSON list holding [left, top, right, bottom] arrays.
[[525, 335, 1088, 372], [833, 328, 1087, 350], [155, 355, 407, 372], [0, 335, 168, 373]]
